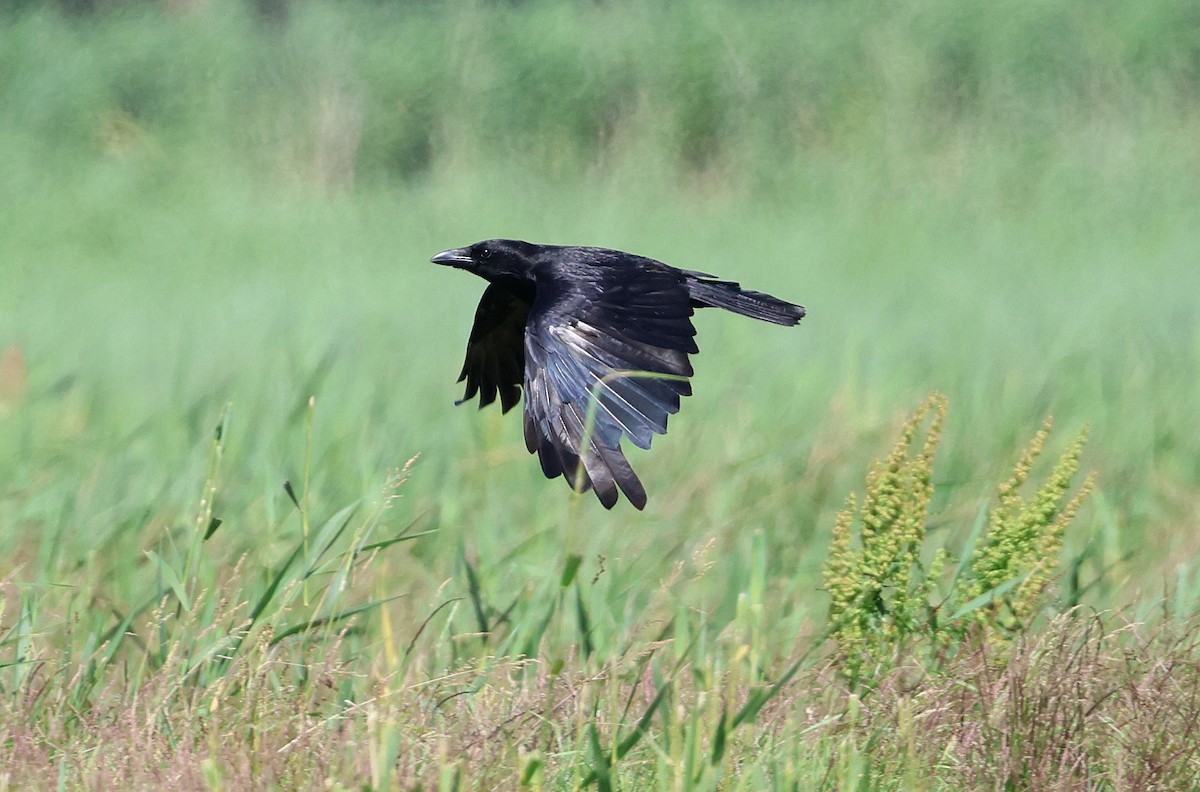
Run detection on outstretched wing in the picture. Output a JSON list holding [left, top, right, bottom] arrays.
[[523, 265, 696, 510], [457, 283, 533, 413]]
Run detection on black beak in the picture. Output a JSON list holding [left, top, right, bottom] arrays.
[[430, 248, 473, 267]]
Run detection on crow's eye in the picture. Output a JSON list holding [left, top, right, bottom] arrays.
[[478, 247, 492, 260]]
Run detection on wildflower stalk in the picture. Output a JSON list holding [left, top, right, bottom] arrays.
[[824, 395, 1094, 683]]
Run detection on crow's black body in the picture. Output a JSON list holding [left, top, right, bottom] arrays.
[[432, 239, 805, 510]]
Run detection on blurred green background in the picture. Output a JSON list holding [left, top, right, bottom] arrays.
[[1, 0, 1199, 783], [4, 0, 1198, 570]]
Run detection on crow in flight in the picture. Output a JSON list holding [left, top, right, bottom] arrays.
[[432, 240, 805, 510]]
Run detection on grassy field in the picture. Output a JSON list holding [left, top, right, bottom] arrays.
[[2, 0, 1200, 788]]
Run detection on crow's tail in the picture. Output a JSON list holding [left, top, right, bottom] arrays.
[[685, 274, 806, 326]]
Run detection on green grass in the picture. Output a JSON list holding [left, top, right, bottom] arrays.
[[2, 0, 1200, 788]]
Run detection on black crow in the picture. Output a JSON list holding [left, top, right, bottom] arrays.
[[432, 239, 805, 510]]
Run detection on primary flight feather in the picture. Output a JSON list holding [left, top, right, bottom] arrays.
[[432, 239, 805, 510]]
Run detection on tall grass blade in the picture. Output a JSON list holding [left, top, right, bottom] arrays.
[[574, 583, 594, 659], [947, 573, 1032, 622], [586, 723, 613, 792], [461, 548, 491, 638], [270, 592, 408, 645], [145, 549, 191, 612], [948, 501, 989, 592]]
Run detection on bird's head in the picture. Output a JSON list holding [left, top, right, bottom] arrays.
[[430, 239, 539, 282]]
